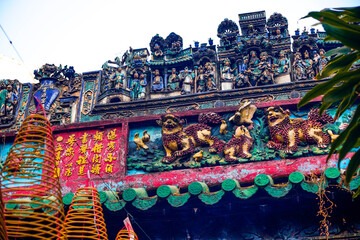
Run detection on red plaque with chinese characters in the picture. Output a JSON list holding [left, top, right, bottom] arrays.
[[55, 127, 122, 183]]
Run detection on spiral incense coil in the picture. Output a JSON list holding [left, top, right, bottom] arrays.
[[0, 187, 8, 240], [116, 227, 138, 240], [0, 113, 65, 239], [62, 187, 108, 240]]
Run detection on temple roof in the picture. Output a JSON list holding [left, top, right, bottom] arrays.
[[62, 167, 360, 212]]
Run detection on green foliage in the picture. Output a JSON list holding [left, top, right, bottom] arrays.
[[298, 7, 360, 196]]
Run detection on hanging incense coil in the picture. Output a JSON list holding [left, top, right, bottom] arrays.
[[116, 227, 138, 240], [0, 187, 8, 240], [63, 187, 108, 240], [0, 113, 65, 239]]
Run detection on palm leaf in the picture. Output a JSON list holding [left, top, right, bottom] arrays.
[[345, 149, 360, 185]]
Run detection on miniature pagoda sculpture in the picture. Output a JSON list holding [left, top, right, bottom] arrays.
[[0, 110, 66, 239], [62, 187, 108, 240]]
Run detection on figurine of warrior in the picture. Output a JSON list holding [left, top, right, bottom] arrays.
[[179, 67, 194, 95], [130, 72, 141, 100]]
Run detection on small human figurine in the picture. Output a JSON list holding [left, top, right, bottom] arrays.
[[275, 50, 289, 74], [5, 84, 18, 116], [318, 49, 328, 74], [179, 67, 193, 95], [303, 50, 315, 79], [235, 56, 251, 88], [130, 72, 141, 100], [114, 67, 125, 89], [0, 82, 8, 116], [205, 62, 217, 91], [139, 73, 147, 99], [154, 43, 163, 57], [275, 27, 281, 40], [151, 69, 164, 92], [293, 52, 306, 81], [167, 68, 180, 90], [249, 51, 260, 69], [221, 58, 236, 82], [196, 66, 206, 93], [257, 52, 273, 86]]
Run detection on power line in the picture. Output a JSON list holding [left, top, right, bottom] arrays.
[[0, 23, 35, 82], [0, 24, 25, 63]]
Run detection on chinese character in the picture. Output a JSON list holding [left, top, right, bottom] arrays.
[[80, 144, 89, 155], [107, 129, 117, 141], [91, 143, 103, 154], [90, 164, 101, 175], [65, 147, 74, 160], [53, 167, 60, 178], [55, 143, 63, 152], [105, 164, 114, 174], [66, 134, 76, 147], [78, 165, 86, 176], [93, 131, 104, 142], [105, 152, 116, 163], [55, 151, 61, 161], [76, 155, 88, 165], [107, 141, 115, 151], [92, 154, 101, 163], [65, 168, 72, 177], [80, 133, 89, 144]]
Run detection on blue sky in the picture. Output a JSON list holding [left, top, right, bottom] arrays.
[[0, 0, 358, 82]]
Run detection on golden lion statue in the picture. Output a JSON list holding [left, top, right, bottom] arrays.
[[223, 125, 253, 162], [265, 106, 334, 154], [157, 113, 225, 163]]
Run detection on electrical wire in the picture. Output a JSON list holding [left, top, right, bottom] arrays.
[[0, 24, 24, 63], [0, 24, 35, 82]]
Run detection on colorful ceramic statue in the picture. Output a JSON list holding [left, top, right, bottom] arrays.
[[0, 82, 8, 116], [205, 62, 216, 91], [179, 67, 194, 95], [257, 52, 274, 86], [303, 50, 315, 79], [275, 50, 289, 74], [223, 126, 253, 162], [151, 69, 164, 92], [130, 72, 141, 100], [314, 49, 328, 76], [293, 52, 306, 81], [139, 73, 147, 99], [265, 106, 335, 154], [196, 66, 206, 93], [167, 68, 180, 91], [111, 67, 125, 89], [156, 112, 225, 163], [221, 58, 236, 82], [235, 56, 251, 88]]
